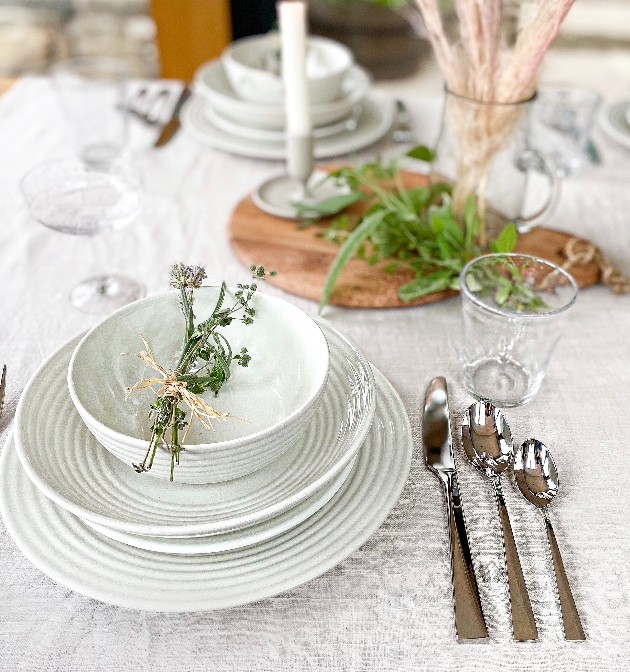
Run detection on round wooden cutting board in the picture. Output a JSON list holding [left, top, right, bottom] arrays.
[[228, 170, 600, 308]]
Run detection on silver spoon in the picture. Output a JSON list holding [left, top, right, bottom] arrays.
[[514, 439, 586, 640], [462, 401, 538, 641]]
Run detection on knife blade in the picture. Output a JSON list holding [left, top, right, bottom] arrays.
[[422, 377, 488, 640], [0, 364, 5, 418], [154, 86, 191, 148]]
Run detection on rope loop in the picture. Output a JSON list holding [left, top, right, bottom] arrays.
[[562, 237, 629, 296]]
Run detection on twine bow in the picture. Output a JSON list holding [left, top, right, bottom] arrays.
[[563, 237, 629, 295], [125, 335, 237, 442]]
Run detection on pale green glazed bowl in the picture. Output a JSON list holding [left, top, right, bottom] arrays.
[[68, 288, 329, 484]]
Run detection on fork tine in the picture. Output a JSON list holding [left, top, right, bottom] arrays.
[[145, 89, 170, 125]]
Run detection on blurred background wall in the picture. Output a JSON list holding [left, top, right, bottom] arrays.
[[0, 0, 628, 90]]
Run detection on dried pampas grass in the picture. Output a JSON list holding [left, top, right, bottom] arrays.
[[415, 0, 576, 242], [416, 0, 576, 104]]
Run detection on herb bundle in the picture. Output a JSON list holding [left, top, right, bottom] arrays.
[[126, 263, 274, 481], [298, 151, 518, 312]]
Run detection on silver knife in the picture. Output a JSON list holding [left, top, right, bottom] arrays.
[[0, 364, 5, 418], [422, 377, 488, 640], [154, 86, 191, 148]]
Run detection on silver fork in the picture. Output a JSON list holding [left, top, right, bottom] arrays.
[[127, 88, 172, 126], [392, 99, 416, 144]]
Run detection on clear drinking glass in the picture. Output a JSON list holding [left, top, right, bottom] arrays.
[[21, 160, 144, 314], [460, 254, 578, 407], [23, 55, 144, 314], [52, 55, 130, 169], [531, 85, 602, 177]]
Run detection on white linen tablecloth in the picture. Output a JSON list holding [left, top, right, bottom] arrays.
[[1, 77, 630, 671]]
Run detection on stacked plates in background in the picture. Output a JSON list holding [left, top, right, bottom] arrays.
[[1, 290, 412, 612], [182, 35, 392, 160], [600, 98, 630, 150]]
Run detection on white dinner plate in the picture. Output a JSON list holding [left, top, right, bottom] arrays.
[[14, 319, 375, 538], [203, 103, 362, 142], [182, 95, 392, 160], [193, 59, 370, 131], [83, 457, 355, 555], [0, 366, 412, 611], [599, 100, 630, 150]]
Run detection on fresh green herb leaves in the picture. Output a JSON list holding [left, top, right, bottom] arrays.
[[406, 145, 436, 162], [301, 153, 518, 311], [491, 223, 518, 253], [128, 264, 273, 481], [464, 256, 549, 312], [319, 209, 387, 311]]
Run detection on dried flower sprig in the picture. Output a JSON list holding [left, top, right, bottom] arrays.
[[126, 264, 274, 481]]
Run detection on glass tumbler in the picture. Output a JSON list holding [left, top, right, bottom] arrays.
[[460, 254, 578, 407], [52, 55, 129, 169], [532, 86, 602, 177]]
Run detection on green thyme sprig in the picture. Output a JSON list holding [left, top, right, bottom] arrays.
[[296, 150, 519, 312], [128, 264, 274, 481]]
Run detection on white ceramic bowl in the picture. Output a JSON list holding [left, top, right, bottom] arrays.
[[222, 34, 353, 105], [68, 288, 329, 484], [193, 59, 370, 131]]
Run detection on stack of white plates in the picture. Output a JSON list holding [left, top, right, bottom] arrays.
[[599, 99, 630, 150], [183, 59, 393, 160], [1, 291, 412, 612]]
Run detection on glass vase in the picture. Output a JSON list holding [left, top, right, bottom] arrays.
[[431, 90, 559, 244]]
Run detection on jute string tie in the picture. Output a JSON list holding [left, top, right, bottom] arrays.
[[125, 335, 238, 442]]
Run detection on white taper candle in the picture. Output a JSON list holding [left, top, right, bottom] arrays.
[[278, 1, 312, 137]]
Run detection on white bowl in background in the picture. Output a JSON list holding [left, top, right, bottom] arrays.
[[68, 287, 329, 484], [222, 34, 353, 106], [193, 59, 370, 131]]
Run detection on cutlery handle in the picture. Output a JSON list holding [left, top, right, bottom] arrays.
[[444, 472, 488, 640], [544, 515, 586, 640], [494, 485, 538, 641]]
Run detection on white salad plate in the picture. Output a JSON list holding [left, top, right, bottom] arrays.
[[599, 100, 630, 150], [0, 367, 412, 611], [193, 59, 370, 131], [83, 458, 355, 555], [182, 95, 392, 161], [14, 319, 375, 538]]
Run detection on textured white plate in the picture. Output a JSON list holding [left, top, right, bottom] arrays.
[[182, 95, 392, 161], [193, 59, 370, 130], [83, 457, 355, 555], [204, 103, 361, 142], [14, 320, 374, 538], [599, 100, 630, 150], [0, 367, 412, 612]]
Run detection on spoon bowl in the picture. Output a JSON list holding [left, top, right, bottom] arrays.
[[461, 401, 513, 476], [514, 438, 559, 508]]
